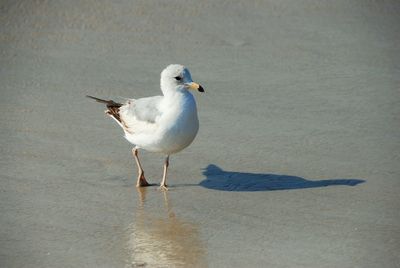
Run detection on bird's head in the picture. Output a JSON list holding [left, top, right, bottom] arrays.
[[160, 64, 204, 95]]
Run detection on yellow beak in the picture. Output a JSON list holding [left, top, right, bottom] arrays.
[[186, 82, 205, 93]]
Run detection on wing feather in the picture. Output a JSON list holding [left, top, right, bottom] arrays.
[[119, 96, 163, 134]]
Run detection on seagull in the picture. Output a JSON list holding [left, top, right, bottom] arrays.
[[87, 64, 204, 190]]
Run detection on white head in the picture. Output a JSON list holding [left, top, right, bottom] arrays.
[[160, 64, 204, 96]]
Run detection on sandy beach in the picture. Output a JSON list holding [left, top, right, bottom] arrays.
[[1, 1, 399, 267]]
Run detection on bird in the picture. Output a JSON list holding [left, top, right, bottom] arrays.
[[87, 64, 204, 190]]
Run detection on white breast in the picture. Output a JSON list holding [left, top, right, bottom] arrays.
[[126, 91, 199, 154], [158, 92, 199, 154]]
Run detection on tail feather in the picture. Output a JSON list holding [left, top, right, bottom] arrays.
[[86, 95, 123, 123]]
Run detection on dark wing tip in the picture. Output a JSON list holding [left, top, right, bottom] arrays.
[[86, 95, 105, 102], [86, 95, 122, 109]]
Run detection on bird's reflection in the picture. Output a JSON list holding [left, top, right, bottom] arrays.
[[126, 188, 206, 267]]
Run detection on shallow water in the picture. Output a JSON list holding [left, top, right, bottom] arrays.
[[126, 188, 206, 267]]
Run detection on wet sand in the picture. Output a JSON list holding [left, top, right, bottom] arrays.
[[1, 1, 399, 267]]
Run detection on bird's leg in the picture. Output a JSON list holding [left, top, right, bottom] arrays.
[[159, 155, 169, 191], [132, 148, 150, 187]]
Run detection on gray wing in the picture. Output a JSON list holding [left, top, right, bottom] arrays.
[[131, 96, 163, 123], [118, 95, 163, 134]]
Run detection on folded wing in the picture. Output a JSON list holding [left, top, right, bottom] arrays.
[[119, 96, 163, 134]]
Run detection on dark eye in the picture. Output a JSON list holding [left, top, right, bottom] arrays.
[[174, 76, 182, 81]]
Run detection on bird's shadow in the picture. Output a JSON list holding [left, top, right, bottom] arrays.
[[199, 164, 365, 191]]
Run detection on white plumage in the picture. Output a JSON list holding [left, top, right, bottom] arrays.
[[88, 64, 204, 190]]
